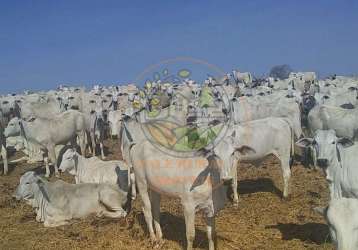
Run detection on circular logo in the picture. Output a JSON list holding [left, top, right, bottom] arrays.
[[133, 57, 232, 158]]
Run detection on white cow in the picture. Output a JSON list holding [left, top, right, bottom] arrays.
[[213, 117, 294, 203], [315, 198, 358, 250], [13, 171, 128, 227], [108, 110, 122, 138], [4, 111, 86, 177], [308, 105, 358, 140], [59, 148, 129, 192], [129, 139, 236, 250], [289, 72, 316, 83], [296, 130, 357, 199], [232, 70, 252, 86], [232, 96, 302, 139]]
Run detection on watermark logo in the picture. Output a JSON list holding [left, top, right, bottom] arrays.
[[134, 57, 232, 157]]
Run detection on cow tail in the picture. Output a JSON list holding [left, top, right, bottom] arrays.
[[282, 118, 295, 168], [290, 121, 295, 168]]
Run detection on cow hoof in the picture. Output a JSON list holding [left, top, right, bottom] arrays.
[[45, 174, 50, 178], [150, 238, 163, 249], [282, 195, 291, 202], [153, 239, 164, 249]]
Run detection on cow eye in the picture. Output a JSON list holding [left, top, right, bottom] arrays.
[[332, 141, 336, 144]]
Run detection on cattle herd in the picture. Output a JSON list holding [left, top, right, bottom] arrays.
[[1, 70, 358, 250]]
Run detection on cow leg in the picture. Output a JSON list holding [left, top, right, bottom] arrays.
[[91, 132, 96, 157], [150, 190, 162, 240], [137, 182, 156, 240], [77, 131, 86, 156], [44, 156, 51, 178], [1, 145, 8, 175], [277, 153, 291, 199], [130, 172, 136, 200], [310, 146, 318, 170], [48, 145, 59, 177], [85, 131, 91, 155], [230, 164, 239, 206], [98, 188, 127, 218], [205, 216, 216, 250], [183, 202, 195, 250], [100, 141, 106, 160]]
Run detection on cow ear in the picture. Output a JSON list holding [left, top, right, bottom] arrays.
[[296, 138, 313, 147], [338, 137, 354, 148], [36, 179, 50, 202]]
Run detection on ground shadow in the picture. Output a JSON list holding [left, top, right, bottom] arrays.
[[266, 222, 331, 245], [136, 211, 209, 249], [93, 144, 112, 157], [236, 178, 282, 197], [1, 162, 18, 175], [28, 164, 51, 176]]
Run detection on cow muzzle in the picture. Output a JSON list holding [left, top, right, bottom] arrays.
[[317, 158, 328, 168]]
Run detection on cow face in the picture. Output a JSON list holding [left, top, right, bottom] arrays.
[[4, 117, 22, 137], [58, 148, 77, 174], [296, 130, 354, 169], [212, 130, 256, 181], [13, 171, 38, 201], [213, 138, 237, 181]]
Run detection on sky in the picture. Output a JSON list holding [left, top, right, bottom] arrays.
[[0, 0, 357, 94]]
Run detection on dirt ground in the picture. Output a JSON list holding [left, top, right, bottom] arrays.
[[0, 140, 334, 250]]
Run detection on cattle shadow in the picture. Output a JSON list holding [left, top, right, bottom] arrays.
[[28, 164, 51, 176], [235, 178, 282, 198], [92, 144, 112, 157], [1, 147, 22, 174], [266, 222, 331, 245], [136, 211, 209, 249], [1, 161, 17, 175]]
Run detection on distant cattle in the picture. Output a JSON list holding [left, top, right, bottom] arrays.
[[0, 111, 8, 175]]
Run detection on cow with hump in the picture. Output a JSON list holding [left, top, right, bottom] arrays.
[[13, 171, 128, 227]]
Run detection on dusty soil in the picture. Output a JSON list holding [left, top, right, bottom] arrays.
[[0, 140, 334, 250]]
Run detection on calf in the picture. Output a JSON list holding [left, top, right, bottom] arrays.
[[59, 148, 129, 192], [14, 171, 127, 227]]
